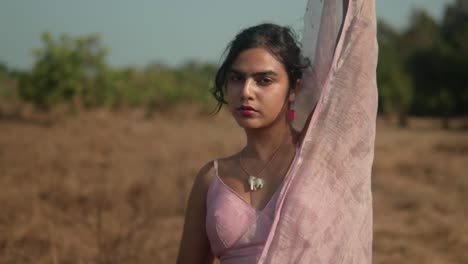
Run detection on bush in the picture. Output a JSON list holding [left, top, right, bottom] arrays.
[[19, 33, 112, 110]]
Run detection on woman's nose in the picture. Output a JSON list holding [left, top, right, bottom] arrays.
[[240, 79, 254, 99]]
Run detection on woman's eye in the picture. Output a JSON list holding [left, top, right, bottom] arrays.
[[258, 78, 273, 86], [228, 75, 242, 82]]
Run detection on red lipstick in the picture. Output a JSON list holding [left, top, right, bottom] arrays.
[[238, 105, 256, 117]]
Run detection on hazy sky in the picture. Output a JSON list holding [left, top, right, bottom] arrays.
[[1, 0, 454, 70]]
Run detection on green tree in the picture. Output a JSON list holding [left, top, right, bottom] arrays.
[[402, 9, 460, 128], [19, 32, 113, 110], [0, 62, 7, 75], [377, 20, 413, 127], [441, 0, 468, 117]]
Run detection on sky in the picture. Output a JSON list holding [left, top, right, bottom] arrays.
[[0, 0, 454, 70]]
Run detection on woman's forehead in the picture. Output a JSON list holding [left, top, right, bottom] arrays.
[[230, 47, 286, 75]]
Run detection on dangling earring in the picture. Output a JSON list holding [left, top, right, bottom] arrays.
[[287, 101, 296, 120]]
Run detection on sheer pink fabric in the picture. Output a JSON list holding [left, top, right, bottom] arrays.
[[258, 0, 378, 263]]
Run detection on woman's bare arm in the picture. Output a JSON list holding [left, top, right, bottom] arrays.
[[177, 162, 215, 264]]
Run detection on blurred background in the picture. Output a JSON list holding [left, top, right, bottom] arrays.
[[0, 0, 467, 263]]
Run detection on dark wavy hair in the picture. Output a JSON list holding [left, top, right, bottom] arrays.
[[210, 23, 309, 114]]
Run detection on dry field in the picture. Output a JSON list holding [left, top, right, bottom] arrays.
[[0, 107, 467, 263]]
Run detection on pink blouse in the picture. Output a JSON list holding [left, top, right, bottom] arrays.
[[205, 160, 281, 263], [206, 143, 299, 264]]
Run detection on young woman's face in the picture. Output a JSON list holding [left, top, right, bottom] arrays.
[[226, 47, 296, 130]]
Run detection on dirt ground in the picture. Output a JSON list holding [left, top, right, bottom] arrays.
[[0, 107, 467, 263]]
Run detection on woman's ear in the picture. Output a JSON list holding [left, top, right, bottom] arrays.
[[288, 79, 301, 102]]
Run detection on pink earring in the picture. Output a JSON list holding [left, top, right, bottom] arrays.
[[287, 101, 296, 120]]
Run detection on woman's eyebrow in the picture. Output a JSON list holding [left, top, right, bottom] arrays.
[[229, 68, 278, 77]]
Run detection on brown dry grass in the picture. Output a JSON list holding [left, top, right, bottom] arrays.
[[0, 107, 466, 263]]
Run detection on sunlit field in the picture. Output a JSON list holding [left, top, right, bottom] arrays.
[[0, 108, 467, 263]]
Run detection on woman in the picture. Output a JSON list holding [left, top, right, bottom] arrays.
[[178, 0, 377, 263]]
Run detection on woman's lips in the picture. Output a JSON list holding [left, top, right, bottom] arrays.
[[237, 105, 257, 116], [239, 109, 255, 116]]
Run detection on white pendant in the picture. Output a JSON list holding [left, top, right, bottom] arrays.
[[248, 175, 265, 191]]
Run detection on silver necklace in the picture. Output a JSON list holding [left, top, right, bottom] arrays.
[[239, 132, 289, 192]]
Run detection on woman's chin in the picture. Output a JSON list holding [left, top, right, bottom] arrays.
[[233, 117, 263, 130]]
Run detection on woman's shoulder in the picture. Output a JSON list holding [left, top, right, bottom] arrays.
[[194, 160, 216, 190], [215, 152, 241, 175], [193, 153, 237, 190]]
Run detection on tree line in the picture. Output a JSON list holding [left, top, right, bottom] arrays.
[[0, 0, 467, 127], [378, 0, 468, 128], [0, 32, 217, 115]]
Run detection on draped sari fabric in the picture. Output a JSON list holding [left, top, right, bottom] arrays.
[[259, 0, 378, 263]]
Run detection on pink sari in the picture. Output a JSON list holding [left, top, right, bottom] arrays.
[[259, 0, 378, 263]]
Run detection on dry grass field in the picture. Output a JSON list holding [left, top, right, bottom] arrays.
[[0, 107, 467, 263]]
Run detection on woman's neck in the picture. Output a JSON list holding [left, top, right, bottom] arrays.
[[242, 122, 298, 162]]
